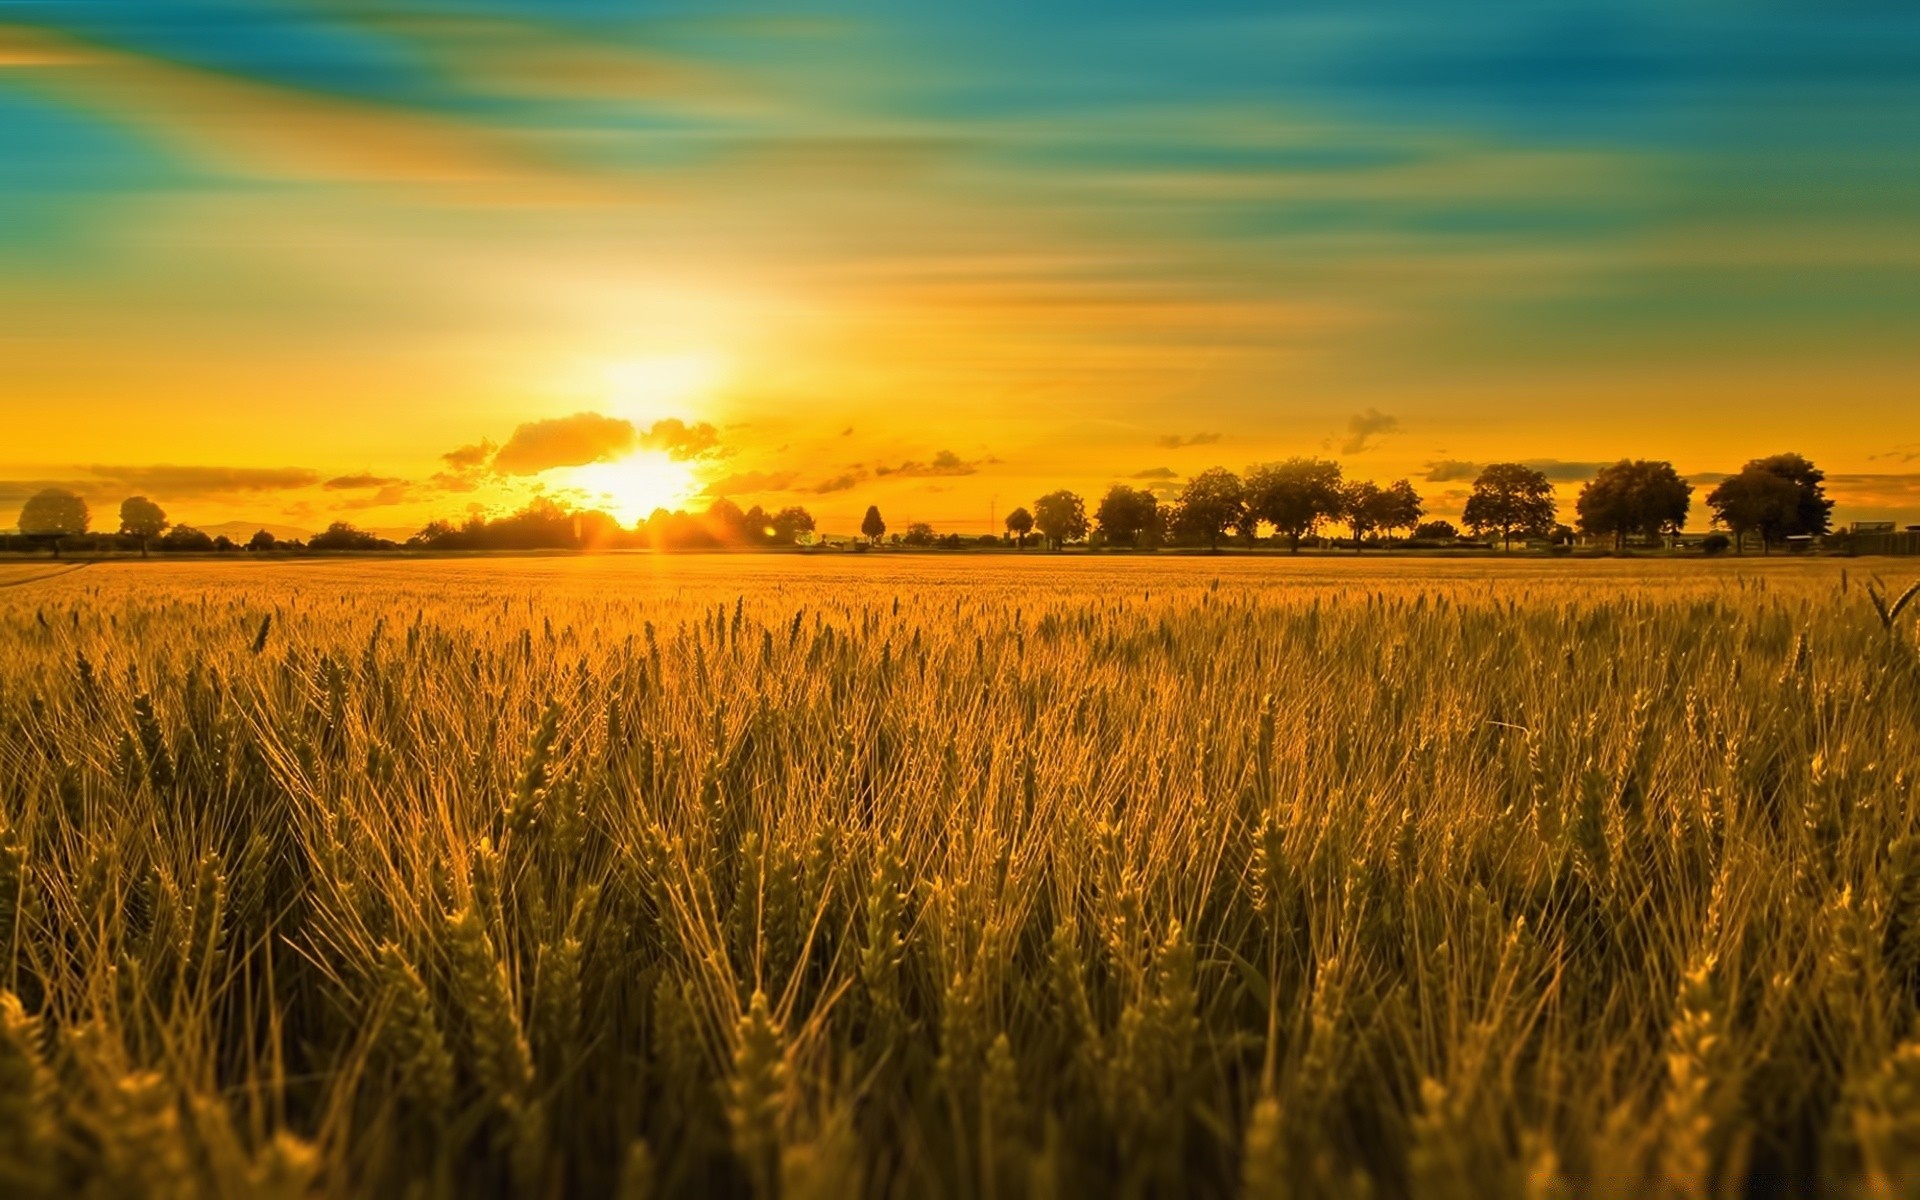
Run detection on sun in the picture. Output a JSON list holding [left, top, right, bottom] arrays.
[[566, 452, 700, 526]]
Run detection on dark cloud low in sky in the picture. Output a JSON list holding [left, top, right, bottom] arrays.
[[874, 449, 995, 478], [1340, 408, 1400, 455], [1157, 432, 1221, 449], [1423, 458, 1608, 484], [83, 464, 321, 495], [324, 473, 407, 490]]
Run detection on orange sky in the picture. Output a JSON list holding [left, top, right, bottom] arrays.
[[5, 6, 1919, 535]]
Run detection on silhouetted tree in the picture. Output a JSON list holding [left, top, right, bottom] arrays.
[[309, 521, 390, 551], [903, 522, 936, 547], [1341, 480, 1385, 550], [1379, 479, 1424, 543], [1462, 463, 1556, 551], [862, 505, 887, 545], [1413, 519, 1458, 541], [1167, 468, 1243, 551], [1245, 458, 1344, 553], [770, 506, 816, 545], [118, 496, 168, 558], [1706, 466, 1798, 554], [1576, 459, 1692, 550], [1706, 453, 1832, 553], [1033, 490, 1088, 550], [247, 528, 279, 552], [161, 525, 216, 552], [1095, 484, 1159, 548], [18, 488, 89, 558], [1004, 506, 1034, 549]]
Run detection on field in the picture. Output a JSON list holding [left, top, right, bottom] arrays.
[[3, 554, 1919, 1198]]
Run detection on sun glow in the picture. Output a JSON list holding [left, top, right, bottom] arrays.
[[566, 452, 701, 526], [604, 352, 726, 412]]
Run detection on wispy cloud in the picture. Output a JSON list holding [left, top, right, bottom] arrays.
[[1422, 458, 1608, 484], [874, 449, 996, 478], [81, 464, 321, 495], [1156, 432, 1221, 449], [324, 472, 407, 490]]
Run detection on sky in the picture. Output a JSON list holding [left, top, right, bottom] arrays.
[[3, 0, 1918, 536]]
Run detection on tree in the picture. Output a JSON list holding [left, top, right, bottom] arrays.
[[1378, 480, 1424, 543], [861, 505, 886, 545], [1413, 519, 1458, 541], [770, 506, 816, 545], [161, 525, 216, 552], [1707, 453, 1832, 553], [1576, 459, 1692, 550], [1032, 490, 1088, 550], [1004, 506, 1034, 550], [18, 488, 89, 557], [118, 496, 169, 558], [1095, 484, 1159, 548], [308, 521, 388, 551], [903, 521, 936, 547], [248, 528, 279, 552], [1340, 481, 1384, 550], [1462, 463, 1556, 551], [1245, 458, 1344, 553], [1170, 468, 1245, 551]]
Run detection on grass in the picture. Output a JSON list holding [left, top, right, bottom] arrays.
[[2, 555, 1918, 1198]]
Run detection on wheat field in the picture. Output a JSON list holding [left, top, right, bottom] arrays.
[[2, 555, 1918, 1198]]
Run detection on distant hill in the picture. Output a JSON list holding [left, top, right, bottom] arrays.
[[199, 521, 313, 543]]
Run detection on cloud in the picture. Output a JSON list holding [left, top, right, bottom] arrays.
[[491, 412, 636, 475], [1157, 432, 1221, 449], [1340, 408, 1401, 455], [702, 469, 800, 497], [1130, 466, 1179, 480], [639, 418, 723, 461], [1870, 444, 1920, 464], [442, 440, 496, 470], [339, 483, 414, 510], [874, 449, 995, 478], [324, 472, 408, 490], [807, 471, 867, 494], [0, 479, 95, 506], [81, 465, 321, 496], [1423, 459, 1480, 483], [1421, 458, 1608, 484]]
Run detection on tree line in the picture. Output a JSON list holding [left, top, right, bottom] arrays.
[[1, 492, 821, 556], [5, 451, 1839, 557], [962, 451, 1833, 553]]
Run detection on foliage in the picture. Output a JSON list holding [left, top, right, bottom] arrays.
[[1244, 459, 1344, 552], [1172, 469, 1246, 550], [1575, 459, 1693, 549], [862, 506, 887, 544], [1461, 463, 1556, 550], [1413, 520, 1458, 541], [1033, 490, 1089, 549], [1004, 507, 1034, 549], [1708, 454, 1833, 554], [16, 489, 89, 543], [1095, 485, 1161, 548], [117, 497, 169, 544]]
